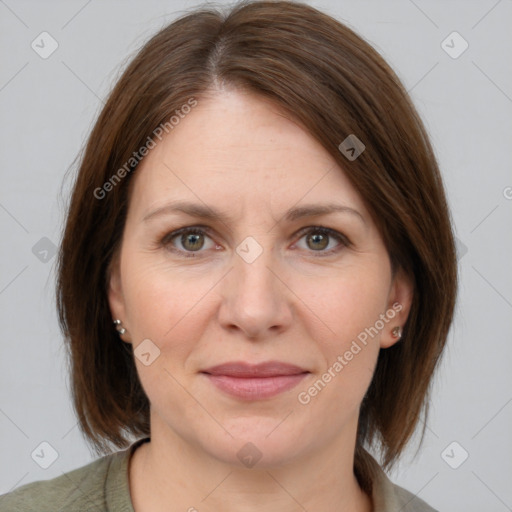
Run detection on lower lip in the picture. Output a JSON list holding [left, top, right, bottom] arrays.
[[204, 373, 308, 400]]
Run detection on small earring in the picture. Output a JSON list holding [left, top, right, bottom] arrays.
[[113, 319, 126, 335], [391, 326, 402, 339]]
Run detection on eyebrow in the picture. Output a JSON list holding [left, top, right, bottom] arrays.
[[142, 200, 365, 225]]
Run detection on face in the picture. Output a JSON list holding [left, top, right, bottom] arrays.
[[108, 88, 412, 468]]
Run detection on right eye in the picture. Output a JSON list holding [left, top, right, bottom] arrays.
[[160, 226, 219, 258]]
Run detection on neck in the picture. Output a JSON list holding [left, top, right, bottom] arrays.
[[129, 417, 373, 512]]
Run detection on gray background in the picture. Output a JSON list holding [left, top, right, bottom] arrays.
[[1, 0, 511, 510]]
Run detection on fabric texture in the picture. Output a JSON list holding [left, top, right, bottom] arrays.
[[0, 437, 438, 511]]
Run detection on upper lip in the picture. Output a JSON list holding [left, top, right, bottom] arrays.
[[201, 361, 309, 378]]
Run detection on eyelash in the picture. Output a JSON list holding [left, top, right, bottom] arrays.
[[158, 225, 351, 259]]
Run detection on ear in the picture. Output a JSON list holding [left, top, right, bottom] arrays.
[[107, 251, 131, 343], [380, 266, 414, 349]]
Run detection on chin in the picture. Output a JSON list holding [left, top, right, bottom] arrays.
[[198, 417, 309, 469]]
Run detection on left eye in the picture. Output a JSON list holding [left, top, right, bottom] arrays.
[[161, 226, 349, 258], [294, 227, 348, 255]]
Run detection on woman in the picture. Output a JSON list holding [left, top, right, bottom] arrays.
[[0, 1, 457, 511]]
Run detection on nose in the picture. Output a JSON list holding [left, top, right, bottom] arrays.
[[217, 240, 293, 340]]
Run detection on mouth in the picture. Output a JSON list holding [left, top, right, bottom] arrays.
[[200, 361, 310, 400]]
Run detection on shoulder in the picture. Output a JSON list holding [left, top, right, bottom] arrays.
[[388, 481, 438, 512], [0, 450, 123, 512], [361, 449, 438, 512]]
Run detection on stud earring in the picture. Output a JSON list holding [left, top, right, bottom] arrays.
[[391, 326, 402, 339], [113, 319, 126, 335]]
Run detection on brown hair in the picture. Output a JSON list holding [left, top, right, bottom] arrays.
[[56, 0, 457, 493]]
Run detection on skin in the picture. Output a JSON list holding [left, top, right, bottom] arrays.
[[108, 87, 412, 512]]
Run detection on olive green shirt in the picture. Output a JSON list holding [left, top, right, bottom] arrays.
[[0, 437, 437, 511]]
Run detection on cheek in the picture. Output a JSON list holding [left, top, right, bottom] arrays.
[[294, 263, 390, 402], [119, 255, 213, 406], [121, 251, 215, 339], [299, 261, 391, 346]]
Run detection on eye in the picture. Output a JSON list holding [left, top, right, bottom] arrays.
[[161, 226, 217, 258], [293, 226, 349, 256]]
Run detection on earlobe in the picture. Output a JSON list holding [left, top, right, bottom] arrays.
[[391, 326, 402, 339], [380, 267, 414, 349], [107, 254, 131, 343]]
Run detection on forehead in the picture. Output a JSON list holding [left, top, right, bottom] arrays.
[[126, 89, 366, 220]]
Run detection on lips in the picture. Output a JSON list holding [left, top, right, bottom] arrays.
[[203, 361, 308, 377], [201, 361, 309, 400]]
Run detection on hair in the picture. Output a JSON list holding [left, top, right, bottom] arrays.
[[56, 0, 457, 494]]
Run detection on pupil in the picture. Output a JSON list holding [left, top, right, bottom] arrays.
[[308, 232, 328, 250], [183, 233, 203, 251]]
